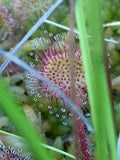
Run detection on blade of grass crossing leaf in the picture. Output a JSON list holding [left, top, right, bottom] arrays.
[[0, 80, 53, 160], [75, 1, 107, 159], [75, 1, 95, 106], [76, 1, 117, 159], [84, 0, 110, 159], [85, 0, 118, 159]]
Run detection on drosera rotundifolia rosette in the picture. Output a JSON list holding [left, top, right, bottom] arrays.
[[28, 31, 90, 123], [27, 30, 91, 160]]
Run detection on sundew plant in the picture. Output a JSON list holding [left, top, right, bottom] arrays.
[[0, 0, 120, 160]]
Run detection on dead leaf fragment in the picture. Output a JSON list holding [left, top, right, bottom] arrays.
[[0, 116, 9, 129], [22, 102, 41, 132]]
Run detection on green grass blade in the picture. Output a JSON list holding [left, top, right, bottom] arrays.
[[75, 1, 107, 159], [0, 79, 53, 160], [75, 0, 118, 160], [85, 0, 118, 159]]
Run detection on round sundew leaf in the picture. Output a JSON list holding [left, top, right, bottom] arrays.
[[27, 32, 89, 135]]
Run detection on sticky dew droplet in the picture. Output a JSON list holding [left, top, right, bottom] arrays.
[[59, 98, 63, 103], [46, 93, 49, 97], [39, 104, 43, 108], [61, 107, 66, 112], [85, 113, 91, 117], [76, 116, 80, 121], [32, 45, 37, 49], [48, 105, 52, 109], [31, 90, 35, 94], [38, 93, 42, 97], [69, 112, 73, 116], [30, 52, 34, 56], [83, 93, 87, 97], [27, 74, 31, 78], [63, 121, 67, 125], [49, 110, 53, 114], [49, 33, 53, 37], [76, 35, 79, 39], [30, 62, 35, 67], [106, 53, 110, 57], [44, 30, 47, 34], [83, 101, 87, 105], [35, 55, 39, 61], [56, 113, 59, 117], [62, 115, 66, 119], [34, 97, 37, 101]]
